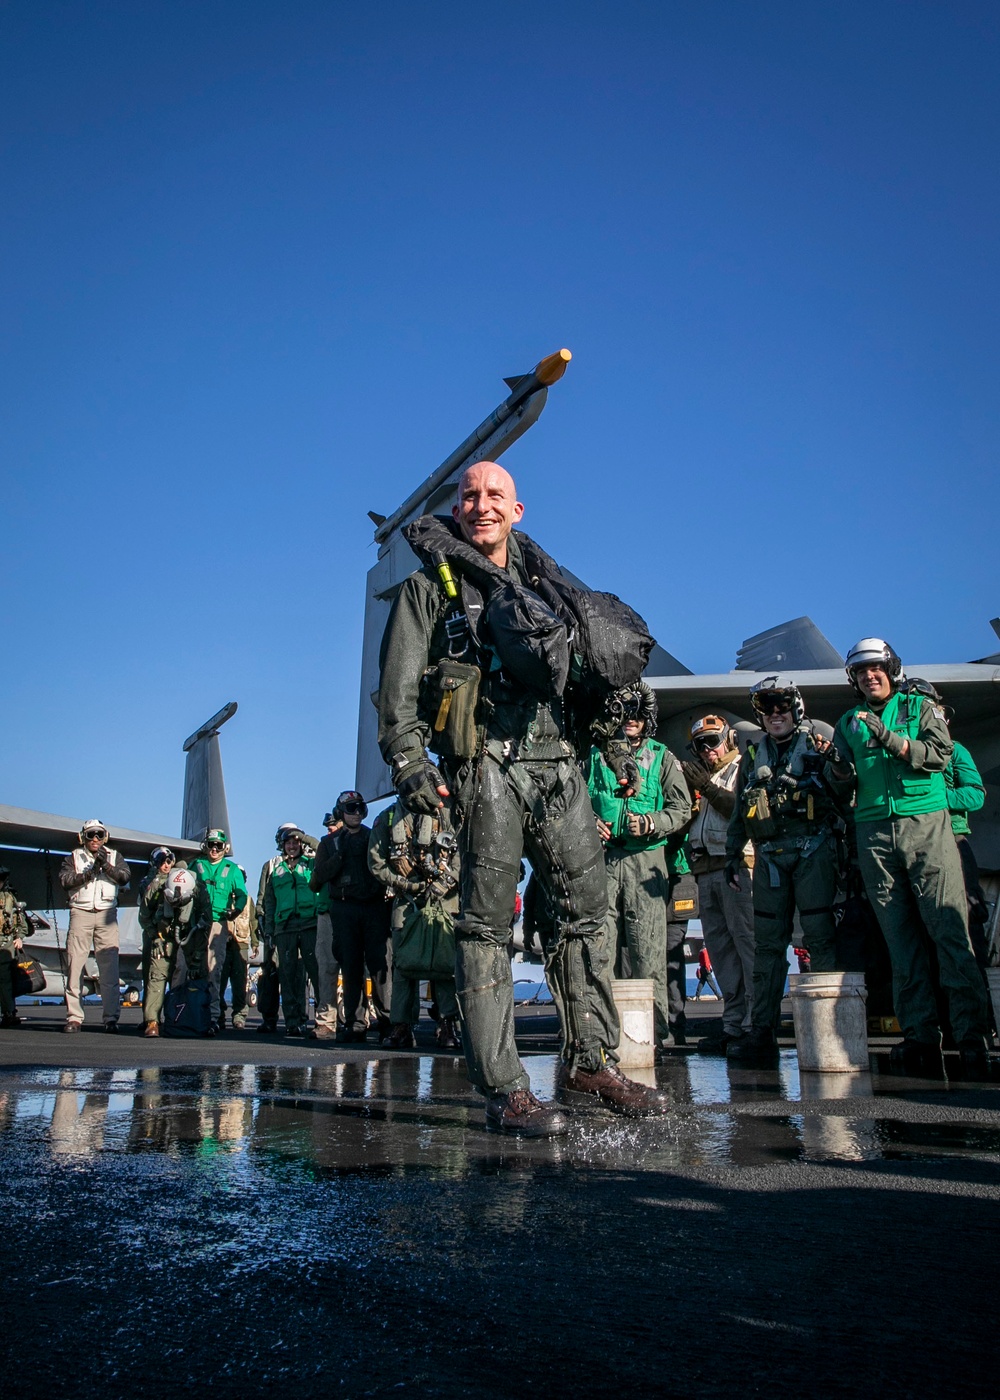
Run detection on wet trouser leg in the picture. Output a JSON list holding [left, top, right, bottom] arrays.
[[143, 939, 179, 1023], [456, 754, 617, 1095], [858, 811, 988, 1046], [0, 949, 15, 1018], [314, 910, 343, 1030], [751, 841, 838, 1031], [604, 845, 672, 1041], [696, 870, 754, 1035], [362, 901, 392, 1031], [65, 908, 121, 1026]]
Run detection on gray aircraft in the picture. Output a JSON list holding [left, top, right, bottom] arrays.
[[355, 350, 1000, 930], [1, 702, 238, 999]]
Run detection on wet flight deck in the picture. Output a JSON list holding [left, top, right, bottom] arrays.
[[1, 1015, 997, 1398]]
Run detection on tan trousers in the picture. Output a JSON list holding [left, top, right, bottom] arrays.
[[65, 907, 120, 1025], [314, 911, 344, 1030]]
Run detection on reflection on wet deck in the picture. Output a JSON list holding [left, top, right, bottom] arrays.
[[2, 1050, 999, 1173]]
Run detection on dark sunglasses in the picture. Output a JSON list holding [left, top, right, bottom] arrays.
[[693, 735, 724, 751], [85, 829, 108, 841], [206, 841, 225, 850], [759, 698, 793, 716], [342, 803, 364, 815]]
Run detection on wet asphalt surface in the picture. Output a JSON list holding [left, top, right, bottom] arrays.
[[1, 1008, 998, 1398]]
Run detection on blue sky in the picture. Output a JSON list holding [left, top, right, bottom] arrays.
[[3, 1, 998, 881]]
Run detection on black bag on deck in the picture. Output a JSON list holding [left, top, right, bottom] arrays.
[[12, 957, 46, 997], [162, 978, 213, 1037]]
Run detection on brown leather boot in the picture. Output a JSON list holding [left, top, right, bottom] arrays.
[[144, 1021, 160, 1038], [386, 1023, 415, 1049], [557, 1062, 671, 1117], [485, 1088, 569, 1137]]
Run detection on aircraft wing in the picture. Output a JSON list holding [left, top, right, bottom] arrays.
[[0, 806, 203, 915]]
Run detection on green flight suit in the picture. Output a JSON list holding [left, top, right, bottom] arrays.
[[144, 884, 212, 1024], [378, 530, 620, 1095], [586, 738, 692, 1041], [834, 691, 988, 1048], [0, 886, 29, 1020], [727, 724, 841, 1032], [264, 853, 320, 1031], [138, 866, 175, 1016]]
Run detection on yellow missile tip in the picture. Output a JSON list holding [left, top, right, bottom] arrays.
[[534, 348, 572, 386]]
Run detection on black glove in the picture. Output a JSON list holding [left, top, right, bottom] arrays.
[[626, 811, 655, 838], [90, 850, 107, 876], [393, 753, 447, 816], [861, 711, 907, 759], [682, 760, 713, 792], [724, 858, 742, 891], [604, 739, 640, 797]]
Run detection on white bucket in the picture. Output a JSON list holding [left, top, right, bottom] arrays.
[[789, 972, 869, 1073], [612, 978, 656, 1068], [985, 969, 1000, 1048]]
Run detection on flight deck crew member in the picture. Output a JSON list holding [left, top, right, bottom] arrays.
[[143, 867, 212, 1036], [682, 717, 755, 1054], [264, 827, 320, 1038], [725, 676, 842, 1062], [59, 819, 130, 1032], [313, 812, 346, 1039], [0, 866, 29, 1028], [368, 801, 461, 1049], [907, 680, 991, 968], [218, 865, 257, 1030], [139, 847, 176, 1028], [310, 792, 391, 1044], [190, 829, 248, 1029], [254, 823, 310, 1034], [585, 682, 691, 1047], [830, 639, 990, 1079], [377, 460, 670, 1134]]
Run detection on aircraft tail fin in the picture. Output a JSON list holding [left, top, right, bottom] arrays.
[[735, 617, 841, 672], [181, 702, 237, 842]]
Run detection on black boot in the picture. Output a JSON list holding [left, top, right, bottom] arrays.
[[727, 1027, 778, 1063], [889, 1039, 945, 1078], [955, 1039, 993, 1083]]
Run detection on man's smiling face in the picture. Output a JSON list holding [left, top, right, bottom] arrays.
[[452, 462, 524, 565]]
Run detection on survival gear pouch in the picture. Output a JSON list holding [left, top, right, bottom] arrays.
[[420, 659, 482, 759], [393, 897, 457, 980], [742, 781, 780, 841]]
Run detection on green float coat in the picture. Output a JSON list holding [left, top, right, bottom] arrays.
[[587, 740, 669, 851], [835, 693, 947, 823]]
